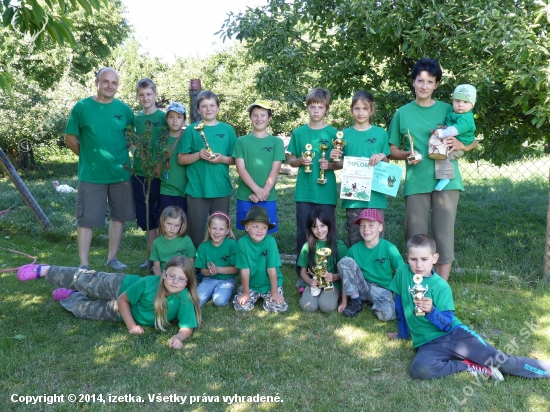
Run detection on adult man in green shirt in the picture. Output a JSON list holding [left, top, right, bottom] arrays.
[[65, 67, 135, 270]]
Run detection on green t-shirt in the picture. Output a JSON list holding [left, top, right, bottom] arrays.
[[297, 238, 348, 289], [195, 237, 238, 280], [446, 111, 476, 146], [159, 134, 187, 197], [288, 124, 338, 205], [65, 97, 134, 184], [236, 234, 283, 294], [346, 238, 404, 289], [119, 275, 198, 329], [388, 265, 462, 348], [150, 235, 196, 272], [341, 125, 390, 209], [133, 109, 167, 177], [388, 100, 467, 196], [178, 121, 237, 198], [232, 133, 286, 201]]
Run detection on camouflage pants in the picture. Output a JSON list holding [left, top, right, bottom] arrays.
[[346, 208, 385, 246], [46, 266, 124, 321], [233, 286, 288, 313], [337, 257, 395, 321]]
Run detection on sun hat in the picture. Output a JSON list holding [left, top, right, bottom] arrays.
[[353, 209, 384, 225], [166, 102, 187, 116], [247, 100, 272, 114], [240, 206, 276, 230], [452, 84, 477, 107]]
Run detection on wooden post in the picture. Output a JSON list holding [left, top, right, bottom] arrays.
[[0, 147, 50, 229], [189, 79, 202, 124], [544, 169, 550, 283]]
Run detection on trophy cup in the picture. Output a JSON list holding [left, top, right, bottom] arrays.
[[307, 247, 333, 296], [407, 129, 422, 162], [408, 274, 429, 316], [194, 123, 216, 159], [332, 131, 346, 161], [317, 143, 330, 184], [301, 143, 316, 173]]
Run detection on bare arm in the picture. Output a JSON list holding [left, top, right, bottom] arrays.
[[168, 327, 193, 349], [267, 267, 284, 304], [117, 292, 144, 334], [64, 134, 80, 156]]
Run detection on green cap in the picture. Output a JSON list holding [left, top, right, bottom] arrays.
[[453, 84, 477, 106]]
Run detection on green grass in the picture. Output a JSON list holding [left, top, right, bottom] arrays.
[[1, 146, 550, 411]]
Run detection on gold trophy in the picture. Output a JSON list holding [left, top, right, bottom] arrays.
[[317, 143, 329, 184], [407, 129, 422, 162], [332, 131, 346, 161], [194, 122, 216, 159], [408, 274, 429, 316], [301, 143, 316, 173], [307, 247, 333, 296]]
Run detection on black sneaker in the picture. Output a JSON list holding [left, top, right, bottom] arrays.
[[343, 299, 363, 317]]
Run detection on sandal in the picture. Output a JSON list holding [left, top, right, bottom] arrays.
[[17, 264, 45, 282], [52, 288, 75, 301]]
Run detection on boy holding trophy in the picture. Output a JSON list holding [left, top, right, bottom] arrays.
[[388, 234, 550, 380]]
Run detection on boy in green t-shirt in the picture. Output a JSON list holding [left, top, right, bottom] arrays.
[[177, 90, 237, 248], [337, 209, 404, 319], [132, 78, 167, 269], [288, 88, 339, 278], [233, 100, 285, 233], [233, 206, 288, 313], [387, 234, 550, 381]]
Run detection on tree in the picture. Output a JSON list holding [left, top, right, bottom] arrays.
[[221, 0, 550, 165]]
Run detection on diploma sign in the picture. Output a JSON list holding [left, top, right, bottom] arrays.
[[371, 161, 403, 197], [340, 156, 373, 201]]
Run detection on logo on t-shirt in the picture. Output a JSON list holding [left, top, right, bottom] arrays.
[[214, 133, 225, 139], [319, 139, 329, 145], [375, 257, 387, 264], [365, 138, 377, 144], [152, 121, 160, 127], [113, 114, 123, 120], [262, 146, 273, 152], [260, 250, 268, 257], [176, 249, 186, 255], [220, 255, 230, 262]]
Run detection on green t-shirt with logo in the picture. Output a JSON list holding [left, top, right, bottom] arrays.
[[236, 234, 283, 294], [388, 265, 462, 348], [150, 235, 196, 272], [195, 238, 238, 280], [297, 238, 348, 289], [232, 133, 286, 201], [159, 134, 187, 197], [65, 97, 134, 184], [120, 275, 198, 329], [388, 100, 465, 196], [346, 238, 404, 289], [133, 109, 167, 177], [341, 125, 390, 209], [288, 124, 338, 205], [178, 121, 237, 198]]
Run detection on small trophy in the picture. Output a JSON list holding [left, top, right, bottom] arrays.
[[317, 143, 330, 184], [307, 247, 333, 296], [407, 129, 422, 162], [408, 274, 429, 316], [332, 131, 346, 161], [194, 123, 216, 159], [301, 143, 316, 173]]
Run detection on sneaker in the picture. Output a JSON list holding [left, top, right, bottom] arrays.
[[343, 299, 363, 318], [52, 288, 76, 301], [105, 258, 127, 270], [463, 360, 504, 381], [139, 260, 152, 270]]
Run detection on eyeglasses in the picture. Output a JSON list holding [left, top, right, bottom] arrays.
[[165, 273, 188, 283]]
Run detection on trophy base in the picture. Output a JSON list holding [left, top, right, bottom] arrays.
[[428, 153, 447, 160], [333, 157, 341, 162], [317, 178, 327, 184], [323, 286, 334, 292], [310, 286, 321, 297], [305, 168, 312, 173], [407, 154, 421, 162], [414, 311, 426, 317]]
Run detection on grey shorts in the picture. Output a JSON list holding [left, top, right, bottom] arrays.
[[76, 180, 135, 227]]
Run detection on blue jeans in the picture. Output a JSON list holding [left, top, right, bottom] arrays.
[[196, 276, 236, 307]]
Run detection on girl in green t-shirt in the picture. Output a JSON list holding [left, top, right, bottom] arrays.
[[17, 256, 201, 349]]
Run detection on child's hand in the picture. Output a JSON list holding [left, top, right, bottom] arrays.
[[208, 153, 224, 164], [414, 297, 433, 314], [237, 292, 250, 306], [254, 188, 269, 202], [369, 153, 386, 166], [329, 148, 342, 160], [199, 148, 213, 161], [309, 278, 318, 288], [322, 272, 334, 283], [207, 262, 217, 275], [407, 152, 422, 165], [338, 295, 347, 313], [319, 158, 329, 170], [169, 335, 184, 349], [270, 291, 285, 304], [128, 325, 144, 334], [249, 193, 260, 203], [386, 332, 399, 340], [301, 156, 313, 166]]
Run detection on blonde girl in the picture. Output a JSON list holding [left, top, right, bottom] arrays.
[[17, 256, 201, 349], [151, 206, 196, 275], [195, 212, 238, 307]]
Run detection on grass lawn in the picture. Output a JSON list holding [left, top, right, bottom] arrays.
[[1, 147, 550, 411]]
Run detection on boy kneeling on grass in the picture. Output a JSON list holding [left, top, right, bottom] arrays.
[[387, 234, 550, 380], [337, 209, 403, 319], [233, 206, 288, 313]]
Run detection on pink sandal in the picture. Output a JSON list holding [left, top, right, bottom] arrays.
[[52, 288, 75, 301], [17, 264, 45, 281]]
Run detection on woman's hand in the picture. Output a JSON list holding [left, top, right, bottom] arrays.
[[444, 137, 465, 154], [407, 152, 422, 165]]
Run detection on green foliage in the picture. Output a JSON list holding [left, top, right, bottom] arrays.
[[221, 0, 550, 165]]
